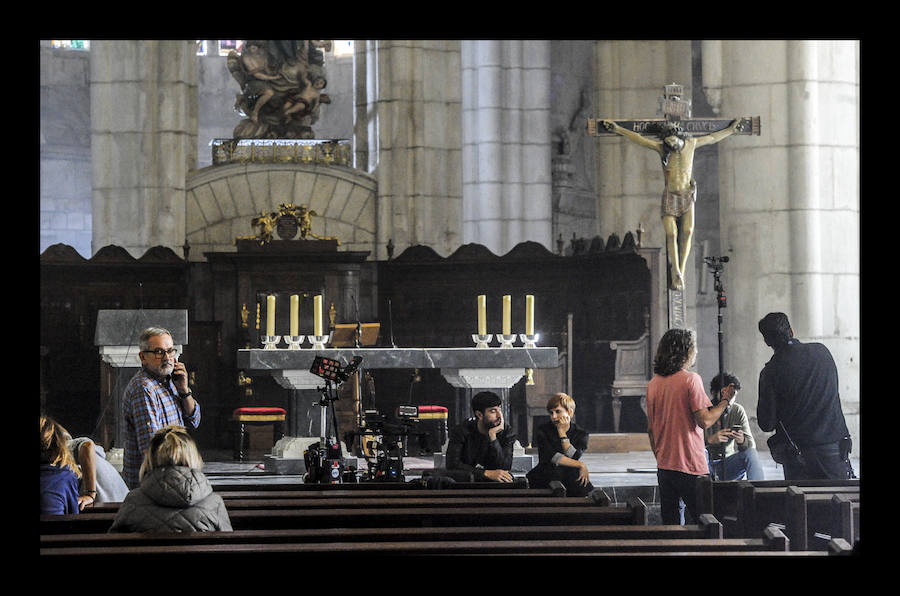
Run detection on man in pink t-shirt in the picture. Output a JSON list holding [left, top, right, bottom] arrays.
[[646, 329, 734, 524]]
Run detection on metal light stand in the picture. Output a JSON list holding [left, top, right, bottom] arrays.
[[307, 356, 364, 483], [705, 256, 729, 482], [314, 381, 341, 449]]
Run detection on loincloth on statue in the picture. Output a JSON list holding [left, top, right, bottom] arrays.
[[660, 181, 697, 217]]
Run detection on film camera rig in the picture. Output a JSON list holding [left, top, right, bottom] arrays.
[[303, 355, 363, 484], [349, 405, 422, 482], [303, 355, 422, 483]]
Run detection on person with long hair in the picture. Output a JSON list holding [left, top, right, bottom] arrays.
[[109, 426, 231, 532], [646, 329, 731, 525], [40, 415, 80, 515]]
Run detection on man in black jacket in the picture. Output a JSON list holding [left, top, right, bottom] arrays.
[[757, 312, 852, 480], [446, 391, 517, 482]]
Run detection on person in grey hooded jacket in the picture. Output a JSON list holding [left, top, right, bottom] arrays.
[[109, 426, 232, 533]]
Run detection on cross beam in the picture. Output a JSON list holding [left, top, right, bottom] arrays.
[[587, 116, 761, 138]]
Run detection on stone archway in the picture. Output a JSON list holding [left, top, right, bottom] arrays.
[[185, 162, 377, 261]]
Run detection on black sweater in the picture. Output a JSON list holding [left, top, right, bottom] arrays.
[[758, 339, 849, 447], [446, 418, 517, 481]]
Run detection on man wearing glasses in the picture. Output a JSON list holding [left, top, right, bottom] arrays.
[[122, 327, 201, 488]]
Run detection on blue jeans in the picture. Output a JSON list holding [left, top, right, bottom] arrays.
[[706, 448, 765, 481], [782, 441, 849, 481], [657, 468, 702, 525]]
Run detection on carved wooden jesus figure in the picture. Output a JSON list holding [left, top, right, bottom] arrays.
[[601, 118, 743, 291]]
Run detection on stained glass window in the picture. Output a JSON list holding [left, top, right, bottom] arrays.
[[50, 40, 90, 50], [218, 40, 243, 56], [333, 40, 353, 57]]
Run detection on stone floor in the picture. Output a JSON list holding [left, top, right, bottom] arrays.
[[200, 444, 861, 503]]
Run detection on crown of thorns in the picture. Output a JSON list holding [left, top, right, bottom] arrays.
[[655, 122, 685, 138]]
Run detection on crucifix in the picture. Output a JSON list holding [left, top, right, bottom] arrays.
[[587, 84, 760, 303]]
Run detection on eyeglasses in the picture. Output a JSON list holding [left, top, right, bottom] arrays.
[[142, 348, 179, 358]]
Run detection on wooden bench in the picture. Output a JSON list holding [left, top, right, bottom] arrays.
[[739, 483, 860, 542], [785, 485, 861, 551], [88, 495, 604, 514], [40, 495, 648, 534], [209, 479, 532, 491], [831, 493, 860, 547], [41, 524, 808, 558], [213, 487, 564, 499], [42, 514, 724, 550], [696, 477, 860, 538]]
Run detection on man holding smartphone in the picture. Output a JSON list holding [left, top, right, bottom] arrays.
[[121, 327, 201, 488], [704, 372, 764, 481]]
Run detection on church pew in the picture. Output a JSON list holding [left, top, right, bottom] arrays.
[[39, 525, 795, 558], [831, 493, 860, 547], [208, 479, 532, 491], [785, 486, 861, 551], [695, 477, 860, 537], [42, 515, 723, 549], [739, 483, 860, 541], [211, 486, 564, 499], [85, 485, 576, 514], [40, 496, 648, 534], [89, 495, 600, 513]]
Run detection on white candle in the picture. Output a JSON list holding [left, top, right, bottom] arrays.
[[525, 294, 534, 335], [477, 295, 486, 336], [290, 294, 299, 337], [266, 295, 275, 337], [502, 295, 511, 336], [314, 295, 323, 337]]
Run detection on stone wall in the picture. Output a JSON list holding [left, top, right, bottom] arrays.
[[461, 40, 553, 255], [90, 40, 198, 258], [713, 40, 860, 453], [185, 162, 377, 260], [40, 42, 92, 257], [355, 40, 463, 260]]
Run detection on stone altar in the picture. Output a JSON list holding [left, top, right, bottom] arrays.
[[238, 346, 557, 474]]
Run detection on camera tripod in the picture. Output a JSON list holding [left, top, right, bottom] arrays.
[[704, 255, 729, 482]]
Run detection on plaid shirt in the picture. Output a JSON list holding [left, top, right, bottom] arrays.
[[122, 367, 201, 488]]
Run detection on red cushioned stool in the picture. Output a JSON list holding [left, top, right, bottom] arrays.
[[232, 407, 287, 461]]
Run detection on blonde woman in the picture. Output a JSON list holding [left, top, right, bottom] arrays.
[[525, 393, 594, 497], [109, 426, 232, 532], [40, 415, 81, 515]]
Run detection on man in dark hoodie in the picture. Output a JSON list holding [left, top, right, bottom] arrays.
[[446, 391, 517, 482]]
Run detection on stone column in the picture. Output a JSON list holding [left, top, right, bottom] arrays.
[[462, 40, 553, 255], [356, 40, 463, 259], [550, 40, 598, 248], [713, 40, 859, 451], [90, 40, 198, 257]]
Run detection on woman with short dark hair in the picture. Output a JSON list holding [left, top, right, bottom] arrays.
[[526, 392, 594, 497]]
